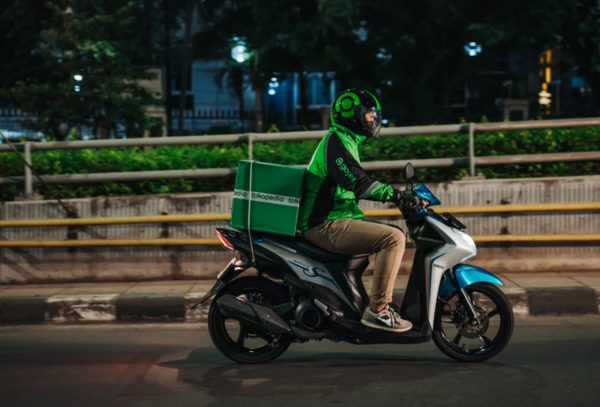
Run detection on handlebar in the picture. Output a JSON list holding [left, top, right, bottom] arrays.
[[400, 188, 419, 208]]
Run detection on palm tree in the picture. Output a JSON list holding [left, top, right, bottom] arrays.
[[215, 62, 249, 133]]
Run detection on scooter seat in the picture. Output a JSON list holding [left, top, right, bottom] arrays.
[[259, 232, 370, 263]]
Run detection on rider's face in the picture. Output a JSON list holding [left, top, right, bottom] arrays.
[[365, 111, 375, 122]]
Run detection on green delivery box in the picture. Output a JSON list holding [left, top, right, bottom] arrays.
[[231, 160, 305, 236]]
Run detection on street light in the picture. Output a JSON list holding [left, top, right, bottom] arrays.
[[230, 38, 251, 64], [74, 75, 83, 81], [464, 42, 482, 57], [538, 90, 551, 106], [268, 77, 279, 95]]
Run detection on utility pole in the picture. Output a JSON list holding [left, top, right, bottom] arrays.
[[253, 50, 263, 133], [177, 0, 194, 135], [163, 0, 172, 136]]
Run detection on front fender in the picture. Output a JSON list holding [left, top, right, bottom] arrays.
[[438, 264, 504, 296]]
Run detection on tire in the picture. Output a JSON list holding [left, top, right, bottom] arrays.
[[208, 276, 291, 364], [432, 283, 514, 363]]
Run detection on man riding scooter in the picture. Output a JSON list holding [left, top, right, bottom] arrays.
[[298, 89, 418, 333], [203, 90, 513, 362]]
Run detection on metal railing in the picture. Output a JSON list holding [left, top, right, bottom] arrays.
[[1, 202, 599, 246], [2, 235, 600, 246], [1, 202, 599, 227], [1, 117, 600, 197]]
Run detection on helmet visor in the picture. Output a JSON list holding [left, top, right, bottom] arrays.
[[360, 107, 382, 138]]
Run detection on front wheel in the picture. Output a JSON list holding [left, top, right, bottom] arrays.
[[432, 283, 514, 362]]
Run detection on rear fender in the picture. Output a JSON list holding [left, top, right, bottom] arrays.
[[438, 264, 504, 297], [189, 258, 247, 310]]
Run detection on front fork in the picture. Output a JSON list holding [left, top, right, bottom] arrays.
[[448, 267, 481, 325]]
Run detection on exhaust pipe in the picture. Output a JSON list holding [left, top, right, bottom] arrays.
[[216, 294, 292, 335]]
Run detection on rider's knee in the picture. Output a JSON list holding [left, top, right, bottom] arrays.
[[384, 227, 405, 248]]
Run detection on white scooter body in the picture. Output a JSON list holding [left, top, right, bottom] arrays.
[[422, 213, 477, 326]]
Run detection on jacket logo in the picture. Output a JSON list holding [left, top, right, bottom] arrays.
[[335, 158, 357, 182]]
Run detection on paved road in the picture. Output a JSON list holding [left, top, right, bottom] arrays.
[[1, 317, 599, 407]]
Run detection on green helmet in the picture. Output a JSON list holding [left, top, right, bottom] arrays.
[[331, 89, 382, 141]]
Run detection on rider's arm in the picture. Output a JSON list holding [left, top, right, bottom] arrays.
[[326, 133, 401, 204]]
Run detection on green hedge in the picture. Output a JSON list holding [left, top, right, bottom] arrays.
[[1, 126, 599, 201]]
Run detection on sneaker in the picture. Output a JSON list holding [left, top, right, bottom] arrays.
[[361, 304, 413, 333]]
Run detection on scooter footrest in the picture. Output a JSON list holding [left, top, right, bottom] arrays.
[[291, 326, 329, 340], [330, 313, 370, 333]]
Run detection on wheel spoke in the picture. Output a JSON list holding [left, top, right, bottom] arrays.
[[488, 308, 499, 318], [481, 335, 493, 346], [452, 332, 462, 345], [236, 324, 248, 346]]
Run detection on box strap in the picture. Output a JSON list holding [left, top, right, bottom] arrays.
[[247, 160, 256, 264]]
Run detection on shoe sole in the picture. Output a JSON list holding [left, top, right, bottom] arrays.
[[360, 318, 413, 333]]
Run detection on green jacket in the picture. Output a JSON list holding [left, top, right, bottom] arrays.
[[297, 125, 400, 231]]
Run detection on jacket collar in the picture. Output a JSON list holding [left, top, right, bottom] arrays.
[[330, 124, 367, 145]]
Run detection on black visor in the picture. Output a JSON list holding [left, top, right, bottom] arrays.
[[355, 105, 382, 138]]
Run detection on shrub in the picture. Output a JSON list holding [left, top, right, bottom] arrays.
[[1, 126, 598, 201]]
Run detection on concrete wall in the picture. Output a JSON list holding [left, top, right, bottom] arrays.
[[1, 175, 599, 283]]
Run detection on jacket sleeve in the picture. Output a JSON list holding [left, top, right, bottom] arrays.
[[325, 132, 401, 204]]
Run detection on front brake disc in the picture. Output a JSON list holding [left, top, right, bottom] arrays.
[[455, 305, 489, 338]]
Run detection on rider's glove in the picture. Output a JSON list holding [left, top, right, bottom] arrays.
[[390, 188, 402, 206], [400, 189, 419, 208]]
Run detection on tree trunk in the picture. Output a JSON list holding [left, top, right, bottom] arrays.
[[565, 5, 600, 112], [163, 0, 172, 136], [298, 71, 309, 129], [177, 1, 194, 135], [239, 87, 245, 133], [253, 51, 263, 133], [566, 36, 600, 110]]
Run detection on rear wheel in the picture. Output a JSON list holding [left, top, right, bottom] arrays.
[[208, 276, 291, 364], [432, 283, 514, 362]]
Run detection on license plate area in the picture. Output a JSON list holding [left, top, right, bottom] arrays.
[[217, 258, 237, 280]]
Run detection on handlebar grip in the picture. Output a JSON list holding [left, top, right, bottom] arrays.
[[401, 190, 418, 207]]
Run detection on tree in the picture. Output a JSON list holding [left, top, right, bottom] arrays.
[[196, 0, 501, 126], [176, 0, 195, 135], [470, 0, 600, 112], [349, 1, 504, 124], [197, 0, 360, 129], [1, 1, 161, 140], [196, 0, 263, 131], [0, 1, 51, 105], [244, 0, 361, 127], [215, 62, 250, 132]]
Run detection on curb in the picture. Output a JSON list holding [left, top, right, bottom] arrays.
[[0, 287, 598, 325]]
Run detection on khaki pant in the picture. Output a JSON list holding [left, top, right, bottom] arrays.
[[302, 218, 406, 305]]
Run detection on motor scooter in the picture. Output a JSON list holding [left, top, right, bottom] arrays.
[[193, 163, 514, 363]]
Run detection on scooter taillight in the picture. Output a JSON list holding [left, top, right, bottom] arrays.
[[215, 229, 234, 250]]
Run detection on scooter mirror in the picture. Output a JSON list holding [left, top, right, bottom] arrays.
[[403, 162, 414, 181]]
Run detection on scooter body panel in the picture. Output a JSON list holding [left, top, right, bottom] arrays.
[[255, 240, 367, 320], [438, 264, 504, 297], [455, 264, 504, 288], [420, 213, 478, 327]]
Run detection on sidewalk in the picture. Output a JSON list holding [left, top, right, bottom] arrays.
[[1, 272, 599, 324]]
